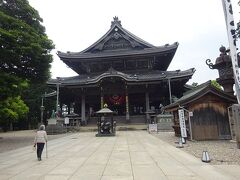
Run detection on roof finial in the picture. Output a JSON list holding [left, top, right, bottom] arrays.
[[111, 16, 121, 27]]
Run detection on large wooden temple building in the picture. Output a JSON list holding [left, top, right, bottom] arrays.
[[48, 17, 195, 125]]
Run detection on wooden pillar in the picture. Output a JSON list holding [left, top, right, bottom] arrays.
[[125, 85, 130, 122], [168, 78, 172, 104], [100, 87, 104, 108], [145, 91, 150, 123], [81, 94, 86, 125], [56, 81, 60, 112]]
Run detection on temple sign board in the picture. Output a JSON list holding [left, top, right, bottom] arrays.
[[47, 118, 57, 125], [178, 109, 187, 138], [156, 114, 174, 131], [148, 124, 158, 133]]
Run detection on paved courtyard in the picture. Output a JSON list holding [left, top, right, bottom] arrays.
[[0, 131, 240, 180]]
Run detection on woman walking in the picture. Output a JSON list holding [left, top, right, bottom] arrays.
[[33, 125, 48, 161]]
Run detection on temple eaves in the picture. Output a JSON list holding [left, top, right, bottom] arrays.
[[47, 68, 195, 86]]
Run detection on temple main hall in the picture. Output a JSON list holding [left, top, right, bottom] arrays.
[[48, 17, 195, 125]]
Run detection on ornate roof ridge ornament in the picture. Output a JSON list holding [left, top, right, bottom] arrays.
[[111, 16, 122, 27]]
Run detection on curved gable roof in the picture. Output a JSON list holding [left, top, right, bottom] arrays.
[[81, 16, 155, 53], [57, 17, 179, 73], [57, 17, 178, 58], [164, 81, 237, 110]]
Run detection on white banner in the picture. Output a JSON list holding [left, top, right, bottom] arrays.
[[64, 117, 69, 124], [222, 0, 240, 103], [178, 109, 187, 138]]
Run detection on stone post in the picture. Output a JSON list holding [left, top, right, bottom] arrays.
[[145, 91, 150, 123], [81, 94, 86, 125], [125, 85, 130, 123]]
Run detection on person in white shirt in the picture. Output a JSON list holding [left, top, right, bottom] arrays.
[[33, 125, 47, 161]]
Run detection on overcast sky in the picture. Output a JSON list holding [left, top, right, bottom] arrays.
[[28, 0, 240, 84]]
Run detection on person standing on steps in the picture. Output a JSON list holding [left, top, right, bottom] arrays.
[[33, 125, 48, 161]]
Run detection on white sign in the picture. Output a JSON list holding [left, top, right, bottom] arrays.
[[189, 112, 193, 117], [64, 117, 69, 124], [178, 109, 187, 138], [148, 124, 158, 133]]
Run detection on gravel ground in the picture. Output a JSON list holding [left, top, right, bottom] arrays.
[[153, 132, 240, 165], [0, 130, 71, 153]]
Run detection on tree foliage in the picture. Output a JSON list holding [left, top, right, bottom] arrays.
[[0, 0, 54, 130], [0, 96, 29, 130], [0, 0, 54, 82], [211, 80, 222, 90], [0, 96, 28, 120], [0, 72, 28, 101], [22, 83, 56, 128]]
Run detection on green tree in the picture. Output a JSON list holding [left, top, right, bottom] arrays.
[[0, 96, 29, 131], [0, 72, 28, 101], [211, 80, 222, 90], [0, 0, 54, 130], [0, 0, 54, 82], [23, 83, 56, 129]]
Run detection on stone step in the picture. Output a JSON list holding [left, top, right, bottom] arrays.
[[79, 124, 148, 132]]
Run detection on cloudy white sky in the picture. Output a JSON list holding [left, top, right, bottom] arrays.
[[29, 0, 240, 84]]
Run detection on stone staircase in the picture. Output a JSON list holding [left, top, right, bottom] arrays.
[[79, 124, 148, 132], [87, 115, 146, 125]]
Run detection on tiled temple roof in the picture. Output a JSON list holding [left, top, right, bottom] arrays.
[[57, 17, 178, 73], [48, 68, 195, 87]]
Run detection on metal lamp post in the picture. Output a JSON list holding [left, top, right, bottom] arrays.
[[56, 77, 61, 113], [40, 96, 45, 124]]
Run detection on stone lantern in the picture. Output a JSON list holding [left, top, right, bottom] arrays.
[[206, 46, 239, 95], [95, 105, 116, 137]]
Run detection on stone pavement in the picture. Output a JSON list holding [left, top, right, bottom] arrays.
[[0, 131, 239, 180]]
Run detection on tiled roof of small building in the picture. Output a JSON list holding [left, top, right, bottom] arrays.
[[164, 81, 237, 110]]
